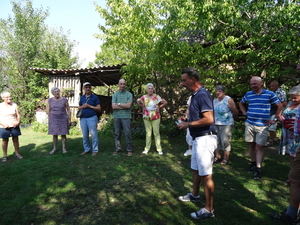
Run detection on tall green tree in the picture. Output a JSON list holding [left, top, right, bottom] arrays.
[[95, 0, 300, 116], [0, 0, 78, 123]]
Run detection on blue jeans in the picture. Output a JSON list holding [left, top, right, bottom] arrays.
[[80, 115, 99, 152], [114, 118, 132, 151]]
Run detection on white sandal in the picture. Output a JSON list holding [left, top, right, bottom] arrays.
[[62, 149, 67, 154], [50, 149, 56, 154]]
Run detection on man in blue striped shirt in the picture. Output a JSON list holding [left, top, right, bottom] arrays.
[[239, 76, 283, 180]]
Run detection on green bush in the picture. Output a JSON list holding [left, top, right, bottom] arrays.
[[232, 120, 245, 140], [69, 125, 81, 135], [31, 121, 48, 133], [160, 118, 185, 138], [31, 121, 81, 135], [99, 113, 115, 137]]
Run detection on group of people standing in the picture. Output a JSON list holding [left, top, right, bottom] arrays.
[[0, 67, 299, 223], [176, 68, 300, 222], [0, 79, 167, 162], [50, 80, 168, 157]]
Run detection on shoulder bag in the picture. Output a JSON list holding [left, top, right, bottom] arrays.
[[76, 96, 90, 118]]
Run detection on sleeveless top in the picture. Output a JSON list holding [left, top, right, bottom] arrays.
[[213, 96, 234, 125], [0, 102, 18, 128], [48, 97, 69, 135], [282, 101, 299, 120]]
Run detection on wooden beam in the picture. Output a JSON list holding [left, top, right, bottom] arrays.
[[95, 76, 116, 93]]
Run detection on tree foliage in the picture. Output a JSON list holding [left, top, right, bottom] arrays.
[[0, 0, 79, 123], [95, 0, 300, 117]]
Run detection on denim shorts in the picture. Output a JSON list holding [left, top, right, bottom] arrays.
[[0, 126, 22, 138]]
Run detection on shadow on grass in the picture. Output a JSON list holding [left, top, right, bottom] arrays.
[[0, 130, 292, 225], [210, 141, 290, 225]]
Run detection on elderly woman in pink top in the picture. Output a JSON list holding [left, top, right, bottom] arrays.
[[0, 91, 23, 162], [137, 83, 167, 155]]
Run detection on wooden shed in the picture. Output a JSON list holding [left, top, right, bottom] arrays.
[[29, 64, 124, 116]]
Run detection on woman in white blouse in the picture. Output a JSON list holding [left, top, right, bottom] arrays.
[[0, 91, 23, 162]]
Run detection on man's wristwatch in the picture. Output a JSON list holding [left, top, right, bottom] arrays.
[[117, 103, 120, 106], [91, 106, 94, 109]]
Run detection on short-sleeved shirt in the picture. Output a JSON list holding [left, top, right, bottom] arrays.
[[270, 88, 287, 115], [112, 90, 133, 119], [79, 94, 100, 118], [240, 89, 280, 126], [189, 86, 215, 139], [214, 95, 234, 125], [139, 94, 162, 120]]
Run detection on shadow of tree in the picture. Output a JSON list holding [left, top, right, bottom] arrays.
[[0, 132, 292, 225]]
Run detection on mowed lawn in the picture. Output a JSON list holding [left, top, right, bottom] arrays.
[[0, 127, 291, 225]]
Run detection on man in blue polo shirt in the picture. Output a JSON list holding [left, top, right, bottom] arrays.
[[239, 76, 283, 180], [79, 82, 101, 156], [177, 67, 217, 220]]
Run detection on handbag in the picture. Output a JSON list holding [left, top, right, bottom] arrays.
[[76, 96, 90, 118], [284, 118, 295, 130], [76, 110, 82, 118]]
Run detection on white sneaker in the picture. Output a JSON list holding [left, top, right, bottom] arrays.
[[190, 208, 215, 219], [142, 150, 148, 154], [184, 149, 192, 156], [158, 151, 163, 155]]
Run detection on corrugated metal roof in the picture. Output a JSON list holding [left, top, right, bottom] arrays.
[[29, 64, 125, 86]]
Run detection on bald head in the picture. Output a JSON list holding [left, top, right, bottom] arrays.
[[250, 76, 262, 83], [118, 79, 127, 92], [119, 79, 126, 84], [250, 76, 263, 93]]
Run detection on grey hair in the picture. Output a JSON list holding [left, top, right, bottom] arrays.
[[1, 91, 10, 98], [288, 85, 300, 96], [51, 87, 60, 95], [146, 83, 154, 90], [215, 85, 226, 92]]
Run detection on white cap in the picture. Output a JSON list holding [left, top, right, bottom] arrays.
[[83, 82, 91, 87]]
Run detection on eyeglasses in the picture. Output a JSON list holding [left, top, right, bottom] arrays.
[[84, 86, 91, 89]]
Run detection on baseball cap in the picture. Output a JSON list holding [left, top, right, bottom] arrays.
[[83, 82, 91, 87]]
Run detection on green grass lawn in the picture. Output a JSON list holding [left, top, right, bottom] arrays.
[[0, 128, 291, 225]]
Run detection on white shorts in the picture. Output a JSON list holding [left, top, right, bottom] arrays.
[[191, 135, 217, 176], [186, 129, 193, 146]]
